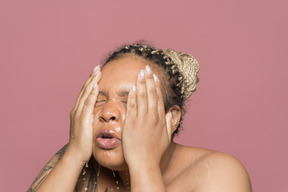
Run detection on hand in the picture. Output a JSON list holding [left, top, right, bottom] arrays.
[[122, 65, 173, 168], [67, 66, 101, 164]]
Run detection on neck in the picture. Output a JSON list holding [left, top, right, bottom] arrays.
[[160, 141, 176, 173]]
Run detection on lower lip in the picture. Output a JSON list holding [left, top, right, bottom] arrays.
[[96, 138, 121, 150]]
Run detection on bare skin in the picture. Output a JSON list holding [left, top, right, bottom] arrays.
[[28, 56, 252, 192]]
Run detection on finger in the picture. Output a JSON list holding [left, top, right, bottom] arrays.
[[81, 82, 100, 120], [76, 71, 102, 116], [136, 69, 147, 116], [153, 74, 165, 116], [72, 66, 100, 112], [144, 65, 158, 114], [165, 112, 173, 142], [127, 85, 137, 118]]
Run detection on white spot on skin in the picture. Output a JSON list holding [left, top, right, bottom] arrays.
[[115, 127, 121, 133], [122, 113, 126, 121], [204, 159, 211, 180], [197, 157, 213, 189], [106, 151, 111, 158]]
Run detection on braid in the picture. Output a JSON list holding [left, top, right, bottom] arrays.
[[103, 43, 199, 132]]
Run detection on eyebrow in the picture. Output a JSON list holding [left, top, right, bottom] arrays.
[[98, 91, 108, 97], [116, 90, 129, 97], [98, 90, 130, 97]]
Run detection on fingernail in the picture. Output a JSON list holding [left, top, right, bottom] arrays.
[[131, 85, 136, 93], [93, 82, 98, 89], [140, 70, 145, 79], [153, 74, 159, 82], [93, 65, 100, 74], [145, 65, 152, 74]]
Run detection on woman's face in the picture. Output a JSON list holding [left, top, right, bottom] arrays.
[[92, 56, 158, 170]]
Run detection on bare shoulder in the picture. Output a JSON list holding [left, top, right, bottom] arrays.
[[170, 144, 252, 192], [196, 150, 252, 191]]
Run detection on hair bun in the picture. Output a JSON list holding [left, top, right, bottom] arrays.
[[164, 49, 200, 100]]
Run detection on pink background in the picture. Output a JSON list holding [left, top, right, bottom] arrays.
[[0, 0, 287, 191]]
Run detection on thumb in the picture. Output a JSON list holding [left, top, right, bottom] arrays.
[[165, 111, 173, 142]]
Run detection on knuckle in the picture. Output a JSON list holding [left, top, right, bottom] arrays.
[[147, 86, 156, 94], [90, 90, 97, 97], [84, 98, 92, 107], [146, 74, 153, 79], [138, 89, 146, 98], [128, 101, 136, 109], [74, 114, 80, 121], [139, 77, 146, 83]]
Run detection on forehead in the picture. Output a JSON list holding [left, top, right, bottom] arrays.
[[99, 56, 148, 91]]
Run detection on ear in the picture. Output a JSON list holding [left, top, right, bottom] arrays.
[[167, 105, 182, 134]]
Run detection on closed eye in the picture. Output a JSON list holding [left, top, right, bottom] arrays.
[[95, 100, 106, 107]]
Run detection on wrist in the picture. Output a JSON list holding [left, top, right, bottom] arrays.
[[64, 144, 89, 166], [129, 164, 165, 192], [128, 161, 161, 174]]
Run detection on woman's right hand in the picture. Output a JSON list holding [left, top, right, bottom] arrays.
[[66, 66, 101, 164], [28, 67, 102, 192]]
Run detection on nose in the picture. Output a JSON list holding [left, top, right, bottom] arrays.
[[98, 100, 121, 123]]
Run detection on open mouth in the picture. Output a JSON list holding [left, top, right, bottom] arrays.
[[96, 131, 121, 150], [100, 134, 114, 139]]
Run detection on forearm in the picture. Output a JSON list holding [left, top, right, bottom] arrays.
[[129, 165, 166, 192], [34, 149, 85, 192]]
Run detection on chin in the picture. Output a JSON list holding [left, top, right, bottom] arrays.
[[92, 146, 128, 171]]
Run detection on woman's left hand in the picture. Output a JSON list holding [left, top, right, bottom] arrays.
[[122, 65, 173, 169]]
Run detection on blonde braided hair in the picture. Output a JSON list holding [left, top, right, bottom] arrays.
[[164, 49, 200, 100]]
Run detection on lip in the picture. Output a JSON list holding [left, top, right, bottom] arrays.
[[96, 129, 121, 150]]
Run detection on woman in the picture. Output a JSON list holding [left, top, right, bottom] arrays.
[[28, 43, 252, 192]]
